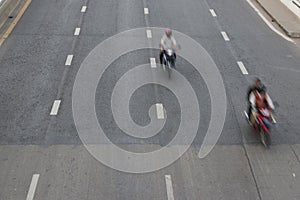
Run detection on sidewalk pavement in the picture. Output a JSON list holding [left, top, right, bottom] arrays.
[[0, 0, 22, 31], [257, 0, 300, 37]]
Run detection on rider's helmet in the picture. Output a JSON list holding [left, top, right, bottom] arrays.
[[261, 85, 267, 92], [254, 78, 261, 88], [257, 84, 267, 94], [166, 28, 172, 37]]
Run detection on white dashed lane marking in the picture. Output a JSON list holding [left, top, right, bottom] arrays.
[[156, 103, 164, 119], [50, 100, 61, 115], [210, 9, 217, 17], [81, 6, 87, 13], [74, 28, 81, 36], [144, 8, 149, 14], [146, 29, 152, 38], [150, 57, 156, 68], [221, 31, 230, 41], [65, 55, 74, 66], [165, 175, 175, 200], [237, 61, 249, 75], [26, 174, 40, 200]]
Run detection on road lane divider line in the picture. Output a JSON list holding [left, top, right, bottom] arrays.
[[65, 55, 74, 66], [0, 0, 32, 46], [50, 100, 61, 115], [246, 0, 295, 44], [144, 8, 149, 14], [150, 57, 156, 68], [26, 174, 40, 200], [221, 31, 230, 41], [146, 29, 152, 38], [210, 9, 217, 17], [237, 61, 249, 75], [165, 175, 175, 200], [74, 28, 81, 36], [156, 103, 164, 119], [81, 6, 87, 13]]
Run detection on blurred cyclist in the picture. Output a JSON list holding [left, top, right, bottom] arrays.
[[246, 78, 264, 120], [159, 28, 177, 65]]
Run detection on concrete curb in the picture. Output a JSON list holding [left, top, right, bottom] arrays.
[[256, 0, 300, 38], [0, 0, 23, 30], [281, 0, 300, 19]]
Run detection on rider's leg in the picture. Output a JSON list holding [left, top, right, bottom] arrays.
[[172, 53, 176, 68], [263, 118, 272, 129], [250, 110, 257, 126], [159, 51, 164, 64], [247, 104, 251, 119]]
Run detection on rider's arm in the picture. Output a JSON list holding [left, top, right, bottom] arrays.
[[171, 36, 177, 50], [266, 93, 275, 110], [249, 92, 256, 107], [246, 86, 254, 102], [161, 35, 166, 50]]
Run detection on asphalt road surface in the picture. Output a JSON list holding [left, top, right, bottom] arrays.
[[0, 0, 300, 199]]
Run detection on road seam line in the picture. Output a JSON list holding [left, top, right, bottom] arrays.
[[237, 61, 249, 74], [221, 31, 230, 41], [210, 9, 217, 17], [50, 100, 61, 115], [150, 57, 156, 68], [26, 174, 40, 200], [156, 103, 164, 119], [65, 54, 74, 66], [144, 7, 149, 14], [74, 28, 81, 36], [165, 175, 175, 200]]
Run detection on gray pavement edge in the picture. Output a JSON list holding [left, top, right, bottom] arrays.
[[256, 0, 300, 37], [0, 0, 24, 33]]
